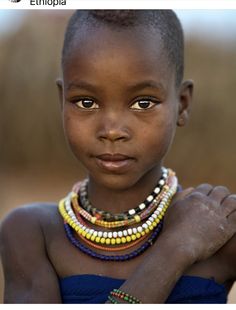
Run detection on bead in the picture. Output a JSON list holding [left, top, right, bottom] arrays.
[[154, 187, 160, 194], [113, 231, 118, 238], [128, 228, 133, 235], [118, 231, 123, 237], [100, 238, 105, 244], [147, 195, 153, 202], [132, 227, 137, 234], [121, 237, 126, 243], [136, 232, 141, 239], [137, 226, 143, 233], [116, 238, 121, 244], [126, 236, 131, 242], [98, 231, 103, 237], [103, 231, 108, 238], [105, 238, 111, 245], [128, 209, 135, 215], [139, 203, 146, 210], [123, 230, 128, 237], [91, 217, 96, 223], [95, 237, 100, 243], [108, 232, 113, 238], [86, 233, 91, 239]]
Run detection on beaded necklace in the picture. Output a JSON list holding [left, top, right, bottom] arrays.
[[59, 174, 174, 245], [78, 167, 168, 221], [58, 168, 178, 261], [71, 182, 168, 228], [63, 220, 163, 261]]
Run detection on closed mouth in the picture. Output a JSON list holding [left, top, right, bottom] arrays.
[[96, 153, 133, 161], [94, 153, 135, 172]]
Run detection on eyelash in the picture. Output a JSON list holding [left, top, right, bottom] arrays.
[[71, 97, 160, 110], [73, 98, 99, 109], [130, 98, 160, 110]]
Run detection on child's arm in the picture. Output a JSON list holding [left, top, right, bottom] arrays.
[[108, 185, 236, 303], [0, 206, 61, 303]]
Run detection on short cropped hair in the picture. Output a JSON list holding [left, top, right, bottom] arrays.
[[62, 10, 184, 86]]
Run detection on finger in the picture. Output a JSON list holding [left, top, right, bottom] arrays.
[[208, 186, 230, 204], [222, 194, 236, 216], [172, 187, 194, 204], [194, 183, 213, 195]]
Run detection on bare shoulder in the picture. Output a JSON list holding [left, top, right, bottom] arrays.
[[0, 202, 59, 251], [0, 203, 61, 303]]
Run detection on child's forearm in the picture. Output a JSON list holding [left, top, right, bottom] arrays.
[[107, 233, 194, 303]]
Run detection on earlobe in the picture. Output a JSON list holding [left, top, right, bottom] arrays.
[[56, 78, 64, 110], [177, 79, 194, 127]]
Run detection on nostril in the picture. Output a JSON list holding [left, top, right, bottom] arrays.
[[98, 128, 130, 142]]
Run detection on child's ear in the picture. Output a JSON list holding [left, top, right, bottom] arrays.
[[56, 78, 64, 109], [177, 80, 194, 127]]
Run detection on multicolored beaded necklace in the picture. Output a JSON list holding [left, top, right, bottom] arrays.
[[58, 167, 178, 261], [78, 167, 168, 221]]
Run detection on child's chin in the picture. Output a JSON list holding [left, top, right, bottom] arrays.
[[92, 174, 139, 191]]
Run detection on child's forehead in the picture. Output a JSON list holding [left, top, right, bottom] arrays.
[[65, 25, 168, 70], [63, 25, 175, 94], [73, 23, 163, 48]]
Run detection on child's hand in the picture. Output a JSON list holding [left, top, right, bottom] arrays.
[[163, 184, 236, 262]]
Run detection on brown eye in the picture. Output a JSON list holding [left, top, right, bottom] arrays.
[[75, 99, 99, 109], [131, 99, 157, 110]]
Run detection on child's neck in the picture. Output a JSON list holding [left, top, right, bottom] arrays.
[[87, 166, 163, 214]]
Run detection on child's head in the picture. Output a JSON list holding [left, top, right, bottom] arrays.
[[57, 10, 193, 190], [62, 10, 184, 87]]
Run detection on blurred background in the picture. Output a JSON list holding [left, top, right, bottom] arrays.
[[0, 9, 235, 303]]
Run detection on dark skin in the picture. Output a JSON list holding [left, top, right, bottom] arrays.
[[1, 25, 236, 303]]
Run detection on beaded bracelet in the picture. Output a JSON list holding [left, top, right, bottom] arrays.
[[109, 288, 142, 304], [108, 295, 119, 304]]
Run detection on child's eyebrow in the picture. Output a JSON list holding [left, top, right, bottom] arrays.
[[65, 80, 165, 93], [126, 80, 165, 93], [65, 81, 98, 92]]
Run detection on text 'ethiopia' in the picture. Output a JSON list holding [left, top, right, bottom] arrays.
[[30, 0, 66, 6]]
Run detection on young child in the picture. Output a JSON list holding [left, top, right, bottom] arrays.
[[1, 10, 236, 304]]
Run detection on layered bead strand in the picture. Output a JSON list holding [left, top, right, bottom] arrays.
[[58, 168, 178, 261], [79, 167, 169, 221]]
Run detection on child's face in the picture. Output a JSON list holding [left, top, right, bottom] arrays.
[[58, 26, 192, 190]]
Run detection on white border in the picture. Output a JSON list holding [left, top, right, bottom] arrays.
[[1, 0, 236, 10]]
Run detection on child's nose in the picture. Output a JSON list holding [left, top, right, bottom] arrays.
[[96, 112, 131, 143]]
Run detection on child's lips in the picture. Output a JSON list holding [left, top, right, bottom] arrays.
[[94, 153, 135, 172]]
